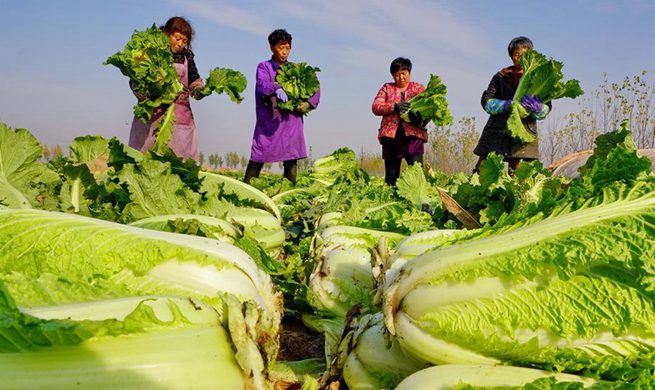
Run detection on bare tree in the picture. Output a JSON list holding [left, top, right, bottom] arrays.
[[540, 71, 655, 164], [427, 116, 480, 174]]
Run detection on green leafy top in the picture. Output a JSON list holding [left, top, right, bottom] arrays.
[[195, 67, 247, 103], [395, 163, 441, 211], [0, 123, 59, 209], [275, 62, 320, 111], [401, 73, 453, 126], [104, 24, 183, 122], [514, 49, 584, 103], [507, 49, 584, 143]]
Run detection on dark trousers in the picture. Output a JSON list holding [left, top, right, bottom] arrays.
[[244, 159, 298, 185], [384, 154, 423, 186]]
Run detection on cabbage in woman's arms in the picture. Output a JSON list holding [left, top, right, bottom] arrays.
[[104, 24, 183, 123], [401, 74, 453, 127], [508, 49, 584, 143], [275, 62, 320, 112]]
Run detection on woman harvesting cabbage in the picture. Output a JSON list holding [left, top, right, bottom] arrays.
[[473, 36, 551, 174], [244, 29, 321, 185], [127, 17, 206, 161], [372, 57, 430, 186]]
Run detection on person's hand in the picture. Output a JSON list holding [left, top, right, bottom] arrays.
[[275, 88, 288, 103], [190, 79, 206, 100], [503, 99, 513, 112], [193, 92, 206, 100], [407, 110, 425, 127], [295, 101, 312, 115], [130, 80, 147, 102], [521, 94, 542, 114], [191, 88, 208, 100], [393, 101, 410, 113], [176, 89, 190, 104]]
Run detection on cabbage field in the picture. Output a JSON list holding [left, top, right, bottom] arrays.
[[0, 118, 654, 389]]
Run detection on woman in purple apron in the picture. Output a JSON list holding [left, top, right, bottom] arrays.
[[128, 17, 204, 161], [244, 29, 320, 185]]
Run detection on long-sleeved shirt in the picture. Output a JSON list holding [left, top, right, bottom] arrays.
[[372, 81, 428, 143], [473, 65, 551, 160], [249, 58, 320, 163]]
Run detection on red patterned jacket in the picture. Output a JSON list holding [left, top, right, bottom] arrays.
[[372, 81, 427, 143]]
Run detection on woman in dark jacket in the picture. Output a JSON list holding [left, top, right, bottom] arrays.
[[473, 36, 551, 174]]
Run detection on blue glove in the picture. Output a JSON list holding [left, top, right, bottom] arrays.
[[521, 94, 542, 114], [275, 88, 288, 103]]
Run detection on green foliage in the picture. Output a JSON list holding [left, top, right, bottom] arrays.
[[275, 62, 320, 112], [104, 25, 182, 123], [508, 49, 584, 143], [0, 123, 60, 209], [401, 73, 453, 126], [195, 67, 247, 103]]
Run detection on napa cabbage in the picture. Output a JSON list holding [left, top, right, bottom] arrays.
[[400, 73, 453, 127], [194, 67, 247, 102], [395, 365, 597, 389], [275, 62, 320, 112], [507, 49, 584, 143], [0, 208, 283, 388], [0, 293, 247, 389], [383, 183, 655, 381], [104, 24, 182, 123]]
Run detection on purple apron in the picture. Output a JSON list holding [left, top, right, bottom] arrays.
[[128, 57, 199, 161], [250, 59, 320, 163]]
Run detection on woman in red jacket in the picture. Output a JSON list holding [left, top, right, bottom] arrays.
[[372, 57, 428, 186]]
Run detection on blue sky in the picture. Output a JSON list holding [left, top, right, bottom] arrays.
[[1, 0, 653, 160]]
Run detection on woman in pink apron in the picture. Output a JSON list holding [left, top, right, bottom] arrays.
[[128, 17, 204, 161]]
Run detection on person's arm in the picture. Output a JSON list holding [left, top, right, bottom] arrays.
[[186, 51, 201, 85], [295, 88, 321, 115], [307, 88, 320, 108], [484, 99, 512, 115], [481, 74, 511, 115], [521, 95, 551, 120], [531, 102, 551, 120], [372, 84, 394, 116], [255, 62, 281, 97], [129, 80, 146, 101]]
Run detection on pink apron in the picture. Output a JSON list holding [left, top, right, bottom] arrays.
[[128, 57, 199, 161]]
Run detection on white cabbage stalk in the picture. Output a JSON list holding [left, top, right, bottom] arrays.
[[394, 364, 596, 389], [309, 224, 405, 316], [383, 229, 461, 288], [0, 208, 283, 389], [342, 313, 426, 390], [383, 190, 655, 374], [2, 296, 248, 389]]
